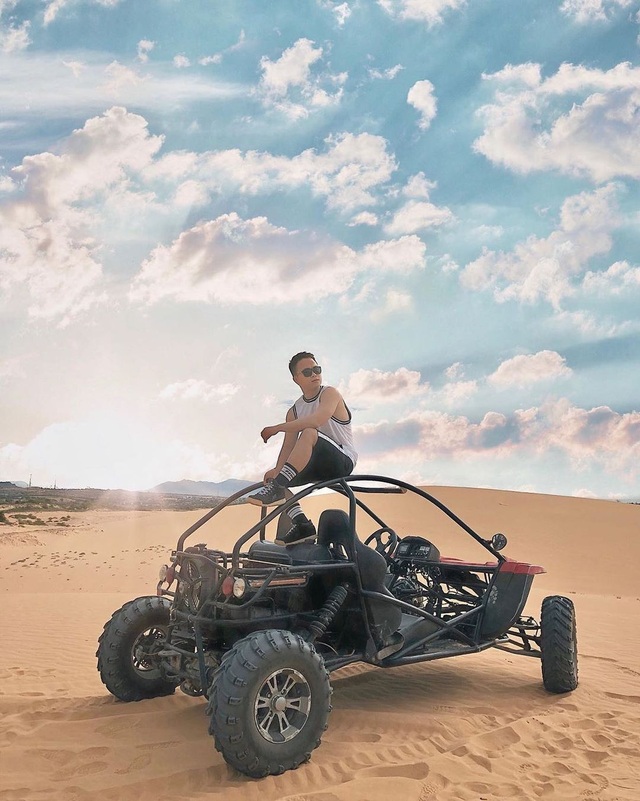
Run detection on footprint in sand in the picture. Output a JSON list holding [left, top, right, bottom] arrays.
[[114, 753, 152, 774], [604, 692, 640, 704], [53, 761, 109, 781], [360, 761, 430, 780]]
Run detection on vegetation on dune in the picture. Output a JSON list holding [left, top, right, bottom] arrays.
[[0, 487, 229, 517]]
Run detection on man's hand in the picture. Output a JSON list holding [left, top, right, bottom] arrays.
[[260, 425, 280, 443], [263, 468, 279, 482]]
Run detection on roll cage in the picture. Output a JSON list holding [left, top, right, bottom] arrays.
[[158, 476, 545, 679]]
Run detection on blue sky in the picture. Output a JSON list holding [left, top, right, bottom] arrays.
[[1, 0, 639, 498]]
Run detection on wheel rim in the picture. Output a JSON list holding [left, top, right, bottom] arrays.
[[254, 668, 311, 743], [131, 627, 167, 674]]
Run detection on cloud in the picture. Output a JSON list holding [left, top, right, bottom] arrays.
[[137, 39, 154, 63], [173, 54, 191, 69], [460, 184, 620, 309], [371, 288, 414, 319], [0, 414, 269, 490], [474, 61, 640, 182], [560, 0, 633, 22], [0, 19, 29, 52], [1, 106, 401, 322], [356, 398, 640, 481], [582, 260, 640, 294], [0, 51, 239, 118], [340, 367, 429, 405], [407, 79, 437, 129], [384, 171, 453, 234], [43, 0, 122, 26], [378, 0, 466, 26], [256, 38, 346, 118], [439, 379, 478, 406], [186, 131, 397, 212], [319, 1, 352, 25], [159, 379, 239, 403], [488, 351, 573, 388], [348, 211, 379, 226], [1, 106, 162, 323], [369, 64, 404, 80], [385, 199, 454, 234], [130, 213, 426, 306]]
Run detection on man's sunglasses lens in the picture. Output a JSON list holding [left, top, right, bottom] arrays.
[[301, 366, 322, 377]]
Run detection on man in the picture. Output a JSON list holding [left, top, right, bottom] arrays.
[[248, 351, 357, 546]]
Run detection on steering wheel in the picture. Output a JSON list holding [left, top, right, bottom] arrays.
[[364, 527, 399, 560]]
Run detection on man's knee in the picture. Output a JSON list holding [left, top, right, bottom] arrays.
[[299, 427, 318, 445]]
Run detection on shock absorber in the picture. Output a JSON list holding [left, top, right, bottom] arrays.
[[307, 583, 349, 642]]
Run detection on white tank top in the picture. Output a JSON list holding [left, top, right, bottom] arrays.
[[291, 386, 358, 467]]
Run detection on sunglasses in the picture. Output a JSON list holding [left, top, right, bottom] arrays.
[[299, 366, 322, 377]]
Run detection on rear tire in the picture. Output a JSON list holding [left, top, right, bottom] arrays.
[[207, 629, 332, 778], [540, 595, 578, 693], [96, 596, 178, 701]]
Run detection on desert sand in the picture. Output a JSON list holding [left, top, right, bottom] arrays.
[[1, 486, 639, 801]]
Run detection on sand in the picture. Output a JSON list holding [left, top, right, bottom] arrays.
[[1, 486, 639, 801]]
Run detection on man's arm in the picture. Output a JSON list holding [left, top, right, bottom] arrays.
[[263, 408, 298, 480], [260, 387, 342, 443]]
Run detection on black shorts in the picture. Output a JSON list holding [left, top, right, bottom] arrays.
[[290, 433, 354, 486]]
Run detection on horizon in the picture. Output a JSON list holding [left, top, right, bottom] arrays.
[[1, 1, 639, 502], [3, 476, 639, 504]]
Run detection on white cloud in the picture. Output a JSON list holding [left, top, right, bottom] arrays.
[[130, 213, 426, 306], [137, 40, 154, 63], [173, 54, 191, 69], [319, 1, 352, 25], [582, 260, 640, 294], [43, 0, 122, 25], [1, 106, 162, 323], [385, 199, 454, 234], [403, 172, 436, 198], [445, 362, 465, 381], [488, 350, 573, 388], [356, 398, 640, 481], [0, 19, 30, 52], [159, 379, 239, 404], [0, 414, 267, 490], [341, 367, 429, 405], [407, 79, 437, 130], [560, 0, 632, 23], [460, 184, 620, 309], [439, 379, 478, 406], [369, 64, 404, 80], [348, 211, 379, 226], [378, 0, 466, 26], [199, 54, 222, 66], [195, 131, 397, 212], [475, 61, 640, 182], [385, 171, 453, 234], [257, 38, 346, 118], [0, 51, 239, 118], [102, 60, 145, 96], [372, 288, 414, 318]]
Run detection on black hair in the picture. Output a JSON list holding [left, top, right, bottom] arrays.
[[289, 351, 316, 376]]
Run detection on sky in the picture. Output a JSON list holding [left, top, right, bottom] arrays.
[[1, 0, 640, 499]]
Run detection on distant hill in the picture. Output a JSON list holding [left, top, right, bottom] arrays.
[[148, 479, 254, 497], [1, 481, 28, 488]]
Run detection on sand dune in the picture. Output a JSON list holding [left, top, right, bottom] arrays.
[[1, 486, 639, 800]]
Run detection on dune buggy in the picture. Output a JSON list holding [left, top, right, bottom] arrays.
[[97, 476, 578, 778]]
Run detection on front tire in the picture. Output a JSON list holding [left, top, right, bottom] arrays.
[[540, 595, 578, 693], [207, 629, 332, 778], [96, 596, 178, 701]]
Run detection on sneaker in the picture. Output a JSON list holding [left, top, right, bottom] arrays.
[[247, 481, 287, 507], [275, 518, 317, 546]]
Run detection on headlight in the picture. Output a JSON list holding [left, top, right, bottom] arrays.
[[159, 564, 169, 581], [232, 577, 246, 598]]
